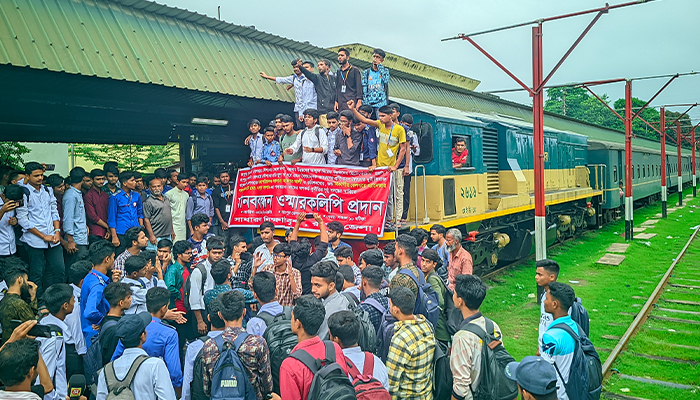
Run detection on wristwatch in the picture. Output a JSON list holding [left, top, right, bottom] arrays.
[[54, 228, 61, 233]]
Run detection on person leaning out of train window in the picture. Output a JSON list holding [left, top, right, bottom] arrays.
[[258, 126, 284, 167], [452, 138, 469, 169]]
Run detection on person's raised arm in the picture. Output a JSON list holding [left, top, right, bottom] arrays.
[[297, 60, 320, 85], [315, 213, 328, 243], [259, 71, 277, 82], [347, 100, 378, 128], [289, 212, 305, 242]]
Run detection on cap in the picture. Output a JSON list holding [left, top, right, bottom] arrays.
[[504, 356, 558, 396], [363, 233, 379, 245], [116, 312, 152, 345]]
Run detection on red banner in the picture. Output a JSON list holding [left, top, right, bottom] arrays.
[[229, 164, 392, 236]]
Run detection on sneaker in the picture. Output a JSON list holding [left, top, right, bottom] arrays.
[[384, 222, 396, 231]]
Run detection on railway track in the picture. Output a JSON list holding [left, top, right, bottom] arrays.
[[601, 225, 700, 399]]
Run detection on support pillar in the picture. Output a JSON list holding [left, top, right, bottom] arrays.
[[693, 127, 697, 197], [179, 131, 192, 173], [624, 80, 634, 241], [660, 107, 667, 218], [677, 121, 683, 206], [532, 24, 546, 261]]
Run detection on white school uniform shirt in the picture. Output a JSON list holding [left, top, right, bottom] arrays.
[[96, 347, 176, 400], [142, 275, 166, 290], [287, 124, 328, 165], [188, 259, 216, 311], [342, 346, 390, 390], [64, 284, 87, 355], [181, 330, 224, 400], [0, 197, 16, 255], [253, 241, 280, 272], [122, 277, 149, 314], [36, 314, 67, 400]]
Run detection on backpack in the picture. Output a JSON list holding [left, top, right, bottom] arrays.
[[462, 317, 519, 400], [551, 323, 602, 400], [343, 292, 360, 306], [343, 293, 378, 354], [290, 341, 357, 400], [397, 268, 440, 328], [432, 339, 452, 400], [428, 272, 457, 334], [209, 333, 256, 400], [84, 319, 119, 388], [375, 309, 397, 362], [346, 352, 390, 400], [183, 263, 208, 312], [258, 307, 296, 394], [104, 354, 149, 400], [570, 298, 590, 337], [188, 336, 212, 400]]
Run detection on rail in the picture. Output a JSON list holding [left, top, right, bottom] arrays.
[[602, 225, 700, 378], [414, 165, 430, 226]]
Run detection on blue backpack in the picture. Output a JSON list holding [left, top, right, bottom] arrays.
[[398, 268, 440, 328], [209, 333, 256, 400]]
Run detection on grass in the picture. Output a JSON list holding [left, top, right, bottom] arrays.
[[479, 188, 700, 399]]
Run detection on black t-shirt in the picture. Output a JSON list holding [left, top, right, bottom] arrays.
[[290, 240, 329, 295], [212, 184, 235, 222], [100, 315, 122, 365]]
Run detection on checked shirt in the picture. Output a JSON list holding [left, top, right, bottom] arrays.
[[386, 315, 436, 400]]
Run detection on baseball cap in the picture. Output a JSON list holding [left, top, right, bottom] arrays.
[[116, 312, 152, 346], [504, 356, 558, 396]]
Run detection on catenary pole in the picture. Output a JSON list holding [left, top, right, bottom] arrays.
[[660, 107, 667, 218]]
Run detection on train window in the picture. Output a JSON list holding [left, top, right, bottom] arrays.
[[637, 165, 640, 179], [613, 165, 617, 182], [642, 166, 645, 178], [452, 135, 472, 169], [412, 121, 434, 164]]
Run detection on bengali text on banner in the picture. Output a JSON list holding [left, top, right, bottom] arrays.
[[229, 164, 392, 236]]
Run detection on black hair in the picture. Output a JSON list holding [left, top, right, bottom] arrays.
[[211, 260, 232, 285], [206, 236, 225, 252], [146, 287, 170, 313], [361, 265, 384, 288], [140, 250, 157, 267], [248, 236, 264, 254], [157, 238, 173, 249], [178, 173, 190, 182], [103, 282, 133, 308], [310, 261, 338, 285], [105, 165, 119, 177], [69, 260, 93, 285], [218, 170, 231, 178], [420, 248, 442, 269], [279, 114, 294, 124], [378, 105, 393, 115], [327, 222, 344, 235], [1, 258, 28, 286], [373, 48, 386, 59], [259, 221, 275, 232], [338, 264, 355, 284], [334, 247, 353, 262], [43, 283, 74, 315], [264, 126, 275, 134], [328, 310, 359, 347], [548, 282, 575, 312], [0, 338, 40, 387], [103, 161, 119, 172], [359, 249, 383, 267], [293, 238, 312, 260], [410, 228, 428, 245], [154, 168, 168, 179], [230, 235, 246, 249], [292, 294, 326, 335], [339, 110, 354, 122], [125, 256, 148, 276], [3, 184, 24, 202], [69, 167, 86, 184], [252, 271, 276, 303], [303, 108, 320, 120], [430, 224, 447, 236], [320, 59, 331, 67], [273, 243, 291, 257], [334, 271, 344, 290], [219, 290, 245, 321], [24, 161, 44, 175], [389, 286, 415, 315], [133, 171, 142, 180], [338, 48, 350, 57], [46, 174, 64, 188], [313, 235, 322, 248], [88, 240, 116, 266], [454, 137, 466, 145], [388, 103, 400, 112], [401, 114, 414, 125], [536, 259, 560, 277], [395, 234, 417, 259], [358, 104, 374, 115], [302, 61, 313, 68], [90, 169, 106, 179], [118, 171, 136, 184], [191, 213, 209, 228], [383, 242, 396, 256], [124, 226, 145, 248], [172, 240, 193, 257], [454, 274, 487, 310], [326, 111, 339, 121], [195, 176, 208, 185], [207, 298, 226, 329]]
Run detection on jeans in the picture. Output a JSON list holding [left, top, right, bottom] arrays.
[[25, 244, 65, 299], [402, 173, 412, 220], [64, 244, 89, 271]]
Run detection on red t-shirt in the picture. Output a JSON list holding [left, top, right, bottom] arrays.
[[279, 337, 349, 400], [174, 267, 190, 313], [452, 148, 469, 166]]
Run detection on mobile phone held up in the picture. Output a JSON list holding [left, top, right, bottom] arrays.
[[9, 319, 51, 338], [305, 213, 314, 219]]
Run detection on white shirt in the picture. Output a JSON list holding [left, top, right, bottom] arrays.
[[287, 125, 329, 165], [36, 314, 67, 400], [342, 346, 390, 390], [188, 260, 215, 311], [16, 184, 60, 249], [181, 330, 224, 400], [342, 286, 361, 303], [96, 347, 176, 400], [123, 277, 149, 314], [0, 197, 16, 255], [142, 275, 166, 290], [64, 284, 87, 355], [0, 391, 42, 400], [254, 241, 279, 272]]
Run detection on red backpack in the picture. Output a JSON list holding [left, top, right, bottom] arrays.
[[346, 352, 391, 400]]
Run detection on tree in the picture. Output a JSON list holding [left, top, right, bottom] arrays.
[[0, 142, 32, 169], [73, 144, 178, 171], [544, 87, 619, 128]]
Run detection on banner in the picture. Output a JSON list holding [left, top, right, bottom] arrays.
[[229, 164, 392, 236]]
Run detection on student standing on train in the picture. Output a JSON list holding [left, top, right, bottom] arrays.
[[261, 61, 317, 129], [361, 48, 390, 118], [334, 48, 363, 113]]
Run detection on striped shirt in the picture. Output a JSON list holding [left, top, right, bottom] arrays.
[[386, 315, 435, 400]]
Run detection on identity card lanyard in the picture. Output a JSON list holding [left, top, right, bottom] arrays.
[[341, 67, 350, 93]]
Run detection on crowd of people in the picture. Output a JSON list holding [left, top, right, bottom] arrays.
[[0, 48, 598, 400]]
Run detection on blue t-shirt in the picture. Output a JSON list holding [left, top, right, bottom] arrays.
[[541, 315, 579, 400]]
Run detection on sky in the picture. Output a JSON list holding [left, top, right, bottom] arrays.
[[163, 0, 699, 124]]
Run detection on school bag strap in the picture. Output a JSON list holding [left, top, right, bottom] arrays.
[[290, 341, 336, 374], [345, 351, 374, 378], [105, 355, 149, 395], [363, 297, 386, 313], [461, 317, 502, 349], [214, 331, 250, 354]]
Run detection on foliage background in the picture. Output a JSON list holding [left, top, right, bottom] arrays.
[[73, 143, 178, 171]]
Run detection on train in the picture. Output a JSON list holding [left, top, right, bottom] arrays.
[[389, 97, 694, 274]]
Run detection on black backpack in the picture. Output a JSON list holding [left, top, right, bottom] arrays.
[[257, 307, 296, 394], [550, 323, 602, 400], [188, 336, 212, 400], [83, 319, 119, 389], [397, 268, 440, 328], [183, 263, 208, 312], [375, 309, 397, 363], [570, 298, 590, 337], [462, 317, 519, 400], [432, 339, 453, 400], [290, 341, 357, 400], [343, 293, 377, 354]]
